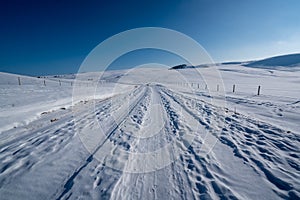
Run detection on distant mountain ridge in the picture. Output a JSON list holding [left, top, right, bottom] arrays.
[[245, 53, 300, 68], [169, 53, 300, 70]]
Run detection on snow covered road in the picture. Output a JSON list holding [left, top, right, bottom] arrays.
[[0, 80, 299, 199]]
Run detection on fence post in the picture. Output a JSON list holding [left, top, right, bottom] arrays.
[[44, 80, 46, 86], [198, 83, 199, 88], [59, 80, 61, 86], [233, 84, 235, 93], [205, 84, 207, 90], [217, 84, 219, 92], [257, 85, 261, 95], [18, 77, 21, 85]]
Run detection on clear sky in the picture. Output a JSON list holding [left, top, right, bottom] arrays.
[[1, 0, 300, 75]]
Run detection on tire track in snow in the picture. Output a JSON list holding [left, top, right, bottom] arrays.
[[159, 87, 239, 199], [111, 85, 194, 199], [165, 87, 300, 199], [55, 86, 150, 199], [110, 85, 195, 199], [99, 87, 150, 199], [0, 87, 142, 198], [0, 91, 135, 189]]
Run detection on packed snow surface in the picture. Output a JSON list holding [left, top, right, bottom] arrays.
[[0, 64, 299, 199]]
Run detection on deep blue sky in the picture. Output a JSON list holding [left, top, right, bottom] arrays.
[[1, 0, 300, 75]]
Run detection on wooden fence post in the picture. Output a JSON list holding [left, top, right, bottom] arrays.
[[59, 80, 61, 86], [18, 77, 21, 85], [44, 80, 46, 86], [217, 84, 219, 92], [257, 85, 261, 95], [233, 84, 235, 93], [205, 84, 207, 90]]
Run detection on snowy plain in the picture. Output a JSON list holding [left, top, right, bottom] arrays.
[[0, 63, 299, 199]]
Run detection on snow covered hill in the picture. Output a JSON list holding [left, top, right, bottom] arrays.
[[170, 53, 300, 70], [245, 53, 300, 68], [0, 63, 299, 199]]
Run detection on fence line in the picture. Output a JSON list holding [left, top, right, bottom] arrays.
[[174, 82, 268, 96], [15, 77, 108, 87], [13, 77, 298, 97]]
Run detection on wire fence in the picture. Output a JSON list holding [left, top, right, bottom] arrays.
[[6, 76, 300, 98], [170, 82, 300, 98]]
